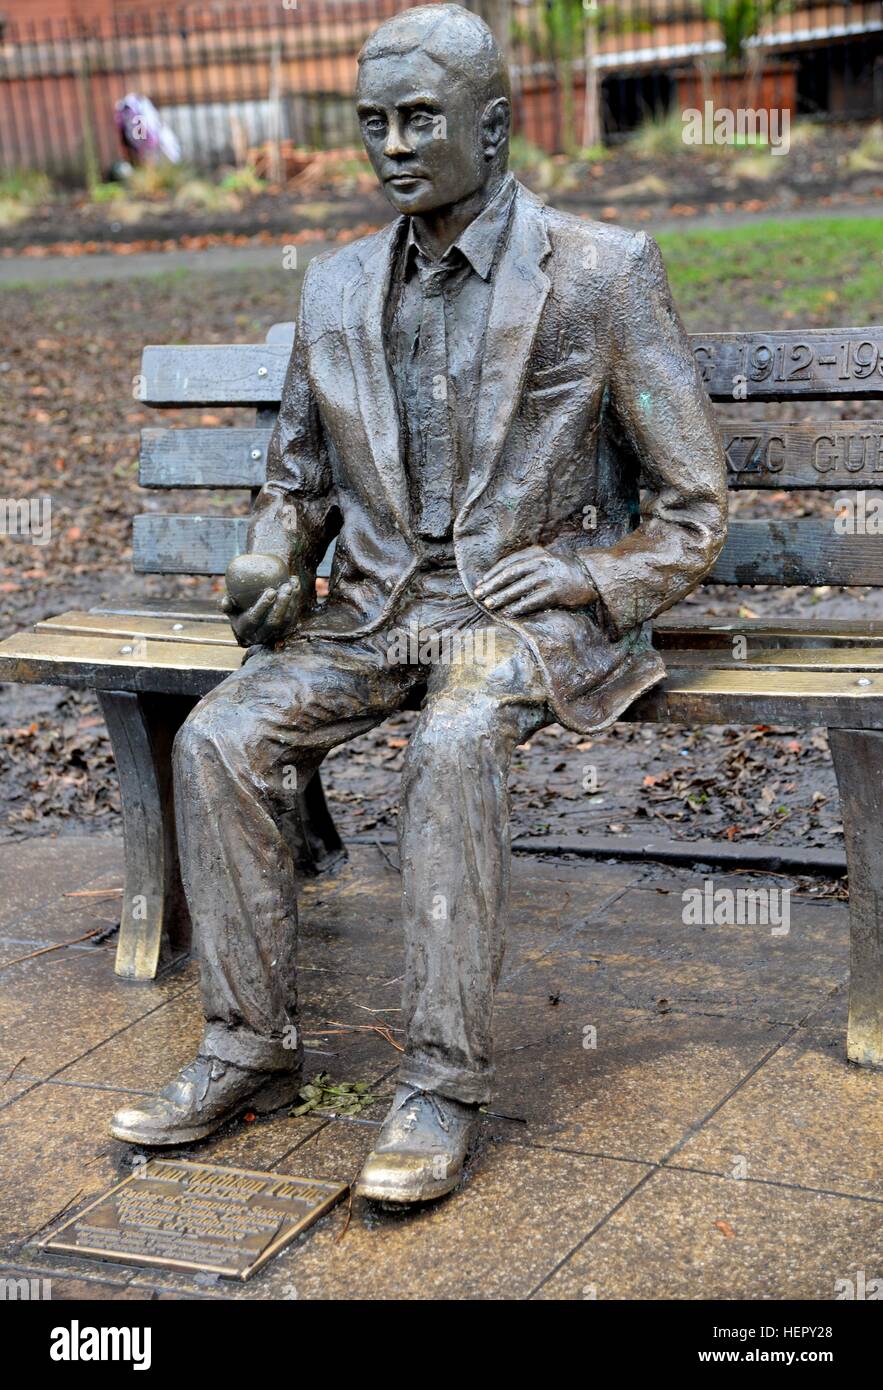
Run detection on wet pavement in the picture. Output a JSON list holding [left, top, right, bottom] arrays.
[[0, 833, 879, 1300]]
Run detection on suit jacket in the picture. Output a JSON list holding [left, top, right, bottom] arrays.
[[251, 180, 727, 734]]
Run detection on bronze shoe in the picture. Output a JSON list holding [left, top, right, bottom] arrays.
[[109, 1054, 300, 1147], [355, 1085, 480, 1205]]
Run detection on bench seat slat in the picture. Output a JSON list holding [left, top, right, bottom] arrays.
[[37, 612, 237, 647], [654, 616, 883, 645], [660, 646, 883, 670], [2, 628, 882, 727], [26, 614, 883, 670], [89, 598, 222, 622], [141, 328, 883, 406], [634, 665, 883, 727], [0, 630, 239, 670], [20, 611, 883, 669], [80, 608, 883, 650], [0, 630, 241, 696]]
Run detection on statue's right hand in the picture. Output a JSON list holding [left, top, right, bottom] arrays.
[[221, 578, 302, 648]]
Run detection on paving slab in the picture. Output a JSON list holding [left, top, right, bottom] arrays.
[[532, 1168, 883, 1301], [0, 896, 121, 956], [673, 1027, 883, 1200], [298, 846, 638, 982], [515, 882, 849, 976], [62, 976, 401, 1112], [491, 1000, 791, 1164], [0, 833, 122, 934], [803, 988, 849, 1034], [0, 1076, 35, 1106], [0, 835, 878, 1301], [0, 1081, 150, 1250], [0, 948, 192, 1080], [504, 883, 850, 1026]]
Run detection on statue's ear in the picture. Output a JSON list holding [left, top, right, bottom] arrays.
[[481, 97, 510, 158]]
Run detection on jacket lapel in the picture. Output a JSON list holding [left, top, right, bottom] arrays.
[[341, 218, 412, 534], [340, 183, 551, 535], [460, 184, 552, 520]]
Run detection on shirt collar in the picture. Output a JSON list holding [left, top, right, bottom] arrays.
[[405, 173, 516, 282]]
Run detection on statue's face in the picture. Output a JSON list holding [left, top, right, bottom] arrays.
[[356, 49, 491, 215]]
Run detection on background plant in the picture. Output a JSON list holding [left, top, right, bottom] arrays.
[[701, 0, 791, 68]]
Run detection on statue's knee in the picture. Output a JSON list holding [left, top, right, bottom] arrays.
[[174, 696, 242, 775], [174, 703, 210, 773], [407, 697, 493, 773]]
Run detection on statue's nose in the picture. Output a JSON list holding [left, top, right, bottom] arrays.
[[384, 117, 411, 158]]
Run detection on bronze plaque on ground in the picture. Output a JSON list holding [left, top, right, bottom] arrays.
[[41, 1159, 347, 1280]]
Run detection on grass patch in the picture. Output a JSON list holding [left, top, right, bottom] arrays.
[[219, 167, 267, 196], [0, 169, 53, 201], [656, 214, 883, 328], [0, 169, 53, 228]]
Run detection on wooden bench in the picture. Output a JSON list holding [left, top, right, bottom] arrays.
[[2, 322, 882, 1070]]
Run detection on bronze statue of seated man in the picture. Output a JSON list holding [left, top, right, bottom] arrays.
[[111, 4, 727, 1206]]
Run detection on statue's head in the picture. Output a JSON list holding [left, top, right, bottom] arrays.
[[356, 3, 510, 216]]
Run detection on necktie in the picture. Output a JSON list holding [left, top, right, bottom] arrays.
[[413, 254, 460, 540]]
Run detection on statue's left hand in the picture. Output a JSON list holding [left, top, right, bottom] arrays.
[[475, 546, 597, 618]]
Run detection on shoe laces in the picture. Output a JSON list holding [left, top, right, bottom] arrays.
[[178, 1054, 226, 1102], [397, 1088, 451, 1134]]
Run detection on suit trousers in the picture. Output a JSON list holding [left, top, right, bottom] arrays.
[[173, 567, 550, 1104]]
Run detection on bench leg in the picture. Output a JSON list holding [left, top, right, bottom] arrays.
[[100, 694, 345, 980], [829, 727, 883, 1067], [99, 691, 195, 981]]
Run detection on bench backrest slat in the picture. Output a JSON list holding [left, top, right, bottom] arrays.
[[131, 515, 881, 587], [140, 328, 883, 407], [140, 427, 269, 489], [133, 515, 249, 577], [140, 420, 883, 491], [720, 422, 883, 489], [133, 514, 335, 578], [141, 344, 290, 406], [710, 519, 883, 586], [693, 328, 883, 402]]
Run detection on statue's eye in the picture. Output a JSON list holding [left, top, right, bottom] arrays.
[[363, 116, 386, 136]]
